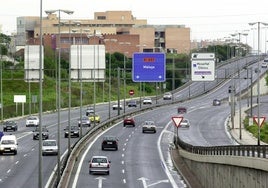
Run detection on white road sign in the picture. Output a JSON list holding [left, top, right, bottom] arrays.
[[191, 53, 215, 81]]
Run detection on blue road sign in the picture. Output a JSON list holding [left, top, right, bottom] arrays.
[[132, 52, 166, 82]]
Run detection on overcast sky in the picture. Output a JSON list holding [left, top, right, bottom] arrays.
[[1, 0, 268, 51]]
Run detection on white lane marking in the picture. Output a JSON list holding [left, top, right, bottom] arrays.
[[96, 176, 106, 188], [122, 169, 125, 174], [15, 161, 19, 165], [7, 169, 11, 174], [122, 154, 125, 158], [123, 179, 126, 184], [71, 123, 115, 188], [157, 121, 179, 188], [121, 161, 124, 165]]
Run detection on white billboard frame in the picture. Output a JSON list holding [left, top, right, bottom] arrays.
[[70, 45, 106, 82], [24, 45, 44, 82]]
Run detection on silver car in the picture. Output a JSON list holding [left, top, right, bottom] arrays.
[[180, 119, 190, 128], [42, 139, 58, 156], [142, 120, 156, 133], [89, 156, 110, 175]]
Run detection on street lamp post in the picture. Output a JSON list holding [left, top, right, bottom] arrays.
[[249, 21, 268, 146], [45, 9, 73, 183]]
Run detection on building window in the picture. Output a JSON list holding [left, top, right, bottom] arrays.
[[97, 16, 106, 20]]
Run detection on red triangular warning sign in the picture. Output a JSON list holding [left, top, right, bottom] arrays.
[[172, 116, 184, 127], [253, 116, 266, 127]]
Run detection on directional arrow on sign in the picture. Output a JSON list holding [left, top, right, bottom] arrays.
[[172, 116, 184, 127]]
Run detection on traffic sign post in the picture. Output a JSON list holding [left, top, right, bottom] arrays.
[[172, 116, 184, 148], [191, 53, 215, 81], [132, 52, 166, 82]]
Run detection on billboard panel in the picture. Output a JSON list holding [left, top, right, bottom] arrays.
[[70, 45, 106, 82], [24, 45, 44, 82]]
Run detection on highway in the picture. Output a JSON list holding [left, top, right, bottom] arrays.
[[0, 55, 265, 187]]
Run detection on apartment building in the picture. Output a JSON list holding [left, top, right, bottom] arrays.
[[16, 10, 191, 57]]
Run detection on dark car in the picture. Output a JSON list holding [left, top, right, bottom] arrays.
[[33, 127, 49, 140], [127, 100, 137, 107], [213, 99, 221, 106], [3, 120, 18, 132], [64, 125, 80, 138], [177, 107, 187, 114], [101, 136, 118, 150], [86, 107, 94, 116], [123, 116, 135, 127], [78, 116, 91, 127]]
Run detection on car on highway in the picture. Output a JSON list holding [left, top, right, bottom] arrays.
[[143, 97, 152, 105], [163, 92, 172, 100], [86, 106, 94, 116], [177, 107, 187, 114], [213, 99, 221, 106], [0, 135, 18, 155], [89, 155, 110, 175], [42, 139, 58, 156], [32, 126, 49, 140], [26, 116, 39, 127], [142, 120, 157, 133], [180, 119, 190, 128], [112, 103, 123, 110], [101, 135, 118, 150], [123, 116, 135, 127], [261, 61, 268, 68], [78, 116, 91, 127], [127, 100, 137, 107], [64, 125, 80, 138], [3, 120, 18, 132], [88, 113, 100, 123]]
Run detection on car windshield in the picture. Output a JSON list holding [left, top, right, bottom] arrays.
[[43, 141, 56, 146], [145, 121, 154, 125], [28, 117, 38, 120], [92, 158, 107, 163], [103, 136, 116, 141], [1, 140, 15, 144], [4, 121, 15, 125]]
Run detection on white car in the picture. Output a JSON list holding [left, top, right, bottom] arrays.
[[143, 97, 152, 105], [163, 92, 172, 100], [26, 116, 39, 127], [42, 139, 58, 156], [142, 120, 156, 133], [180, 119, 190, 128], [112, 103, 123, 110], [89, 155, 110, 175], [0, 135, 18, 155]]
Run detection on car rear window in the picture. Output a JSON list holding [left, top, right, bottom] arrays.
[[92, 158, 107, 163]]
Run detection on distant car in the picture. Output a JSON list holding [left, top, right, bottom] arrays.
[[264, 58, 268, 62], [142, 120, 156, 133], [32, 126, 49, 140], [89, 156, 110, 175], [143, 97, 152, 105], [78, 116, 91, 127], [64, 125, 80, 138], [127, 100, 137, 107], [177, 107, 187, 114], [213, 99, 221, 106], [123, 116, 135, 127], [261, 61, 268, 68], [101, 136, 118, 150], [180, 119, 190, 128], [42, 139, 58, 156], [26, 116, 39, 127], [86, 106, 94, 116], [3, 120, 18, 132], [163, 92, 172, 100], [112, 103, 123, 110], [88, 114, 100, 123]]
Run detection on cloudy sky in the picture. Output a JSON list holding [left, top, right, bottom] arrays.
[[1, 0, 268, 51]]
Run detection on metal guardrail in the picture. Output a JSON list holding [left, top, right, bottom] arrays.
[[176, 136, 268, 158]]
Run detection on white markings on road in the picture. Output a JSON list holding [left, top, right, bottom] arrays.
[[122, 169, 125, 173], [121, 160, 124, 165], [138, 177, 169, 188], [96, 176, 106, 188], [123, 179, 126, 184], [15, 161, 19, 165], [121, 154, 125, 158], [6, 169, 11, 174], [157, 121, 179, 188]]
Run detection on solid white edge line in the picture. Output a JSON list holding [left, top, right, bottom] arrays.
[[157, 121, 179, 188]]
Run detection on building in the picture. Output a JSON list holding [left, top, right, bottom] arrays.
[[16, 10, 191, 57]]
